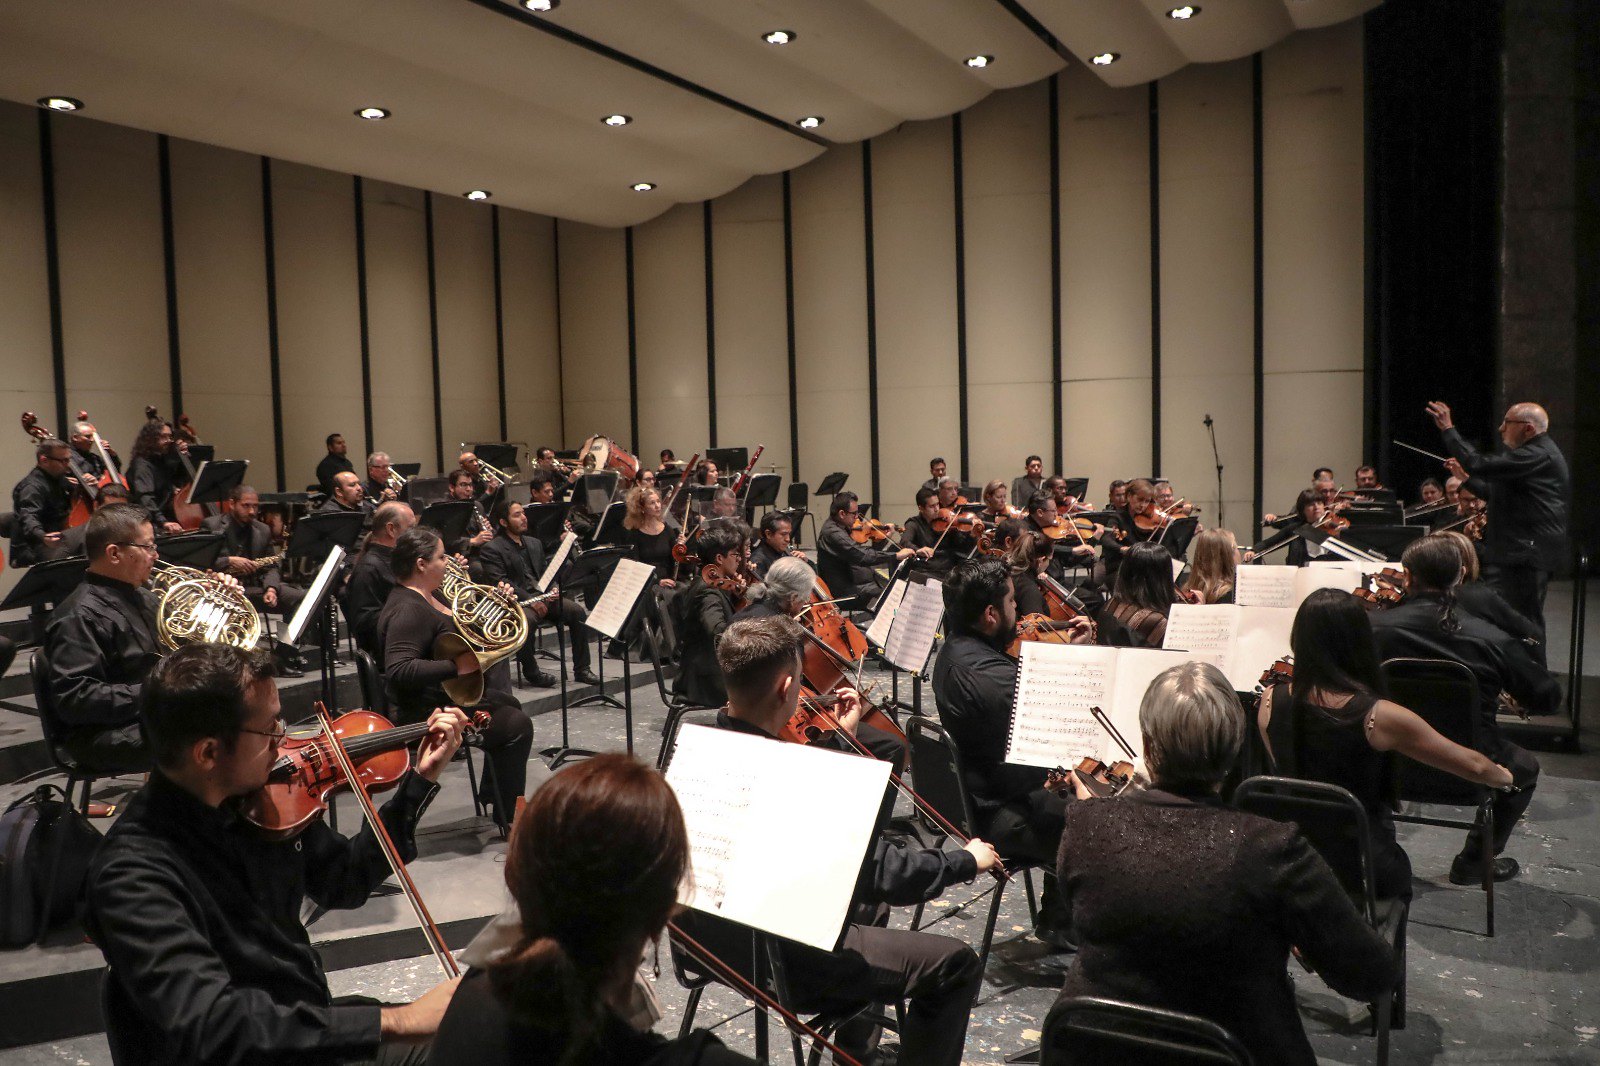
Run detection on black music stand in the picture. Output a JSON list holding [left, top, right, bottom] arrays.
[[740, 473, 781, 519], [706, 447, 748, 474], [185, 444, 215, 465], [402, 475, 450, 510], [157, 532, 226, 570], [417, 501, 474, 546], [467, 442, 521, 475], [814, 472, 849, 497], [523, 501, 571, 550], [576, 471, 619, 514], [285, 546, 350, 715], [286, 511, 365, 568], [1064, 477, 1090, 500], [656, 469, 684, 498], [187, 460, 250, 508], [1342, 524, 1428, 561], [686, 485, 717, 519], [0, 557, 89, 612], [591, 501, 627, 546], [539, 545, 632, 767], [498, 482, 533, 509], [393, 462, 422, 481]]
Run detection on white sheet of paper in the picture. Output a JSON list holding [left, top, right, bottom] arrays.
[[1233, 566, 1298, 609], [285, 544, 346, 645], [1164, 603, 1296, 690], [666, 725, 890, 951], [865, 579, 908, 649], [536, 530, 580, 593], [884, 579, 943, 674], [585, 557, 654, 639], [1171, 558, 1186, 582]]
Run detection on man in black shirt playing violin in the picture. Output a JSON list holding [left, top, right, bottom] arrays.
[[86, 642, 468, 1065]]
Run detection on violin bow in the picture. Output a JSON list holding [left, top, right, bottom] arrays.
[[312, 703, 459, 978], [1087, 705, 1139, 763], [665, 920, 863, 1066]]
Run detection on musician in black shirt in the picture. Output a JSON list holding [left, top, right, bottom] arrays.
[[365, 452, 402, 506], [902, 487, 973, 576], [317, 471, 371, 517], [204, 485, 304, 620], [69, 419, 121, 482], [670, 522, 746, 708], [477, 500, 601, 688], [749, 510, 805, 579], [125, 419, 187, 533], [445, 469, 494, 561], [9, 437, 75, 566], [316, 432, 356, 495], [342, 501, 416, 660], [816, 492, 924, 611], [86, 642, 466, 1065]]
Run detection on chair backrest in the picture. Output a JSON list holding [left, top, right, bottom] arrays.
[[905, 715, 978, 840], [786, 482, 809, 509], [1233, 775, 1377, 919], [353, 649, 392, 720], [1379, 657, 1485, 806], [1042, 996, 1253, 1065], [29, 650, 72, 761]]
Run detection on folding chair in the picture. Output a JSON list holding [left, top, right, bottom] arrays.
[[1040, 996, 1254, 1065]]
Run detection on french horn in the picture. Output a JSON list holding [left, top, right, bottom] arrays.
[[434, 558, 527, 706], [149, 561, 263, 652]]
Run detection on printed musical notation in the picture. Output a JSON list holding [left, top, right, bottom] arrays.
[[866, 580, 908, 648], [586, 558, 654, 639], [537, 530, 580, 593], [884, 580, 942, 674], [1007, 645, 1116, 769]]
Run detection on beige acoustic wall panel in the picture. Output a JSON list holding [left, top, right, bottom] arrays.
[[557, 221, 630, 451], [1156, 60, 1256, 540], [1262, 22, 1365, 511], [362, 179, 434, 472], [634, 202, 709, 464], [1058, 68, 1154, 498], [499, 210, 562, 459], [792, 144, 871, 499], [872, 119, 960, 522], [434, 195, 501, 469], [711, 174, 790, 481], [53, 116, 167, 461], [167, 138, 275, 490], [271, 160, 363, 492], [962, 83, 1055, 489], [0, 102, 57, 533]]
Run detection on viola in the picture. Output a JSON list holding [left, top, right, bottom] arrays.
[[782, 684, 905, 749], [930, 508, 984, 536], [1046, 757, 1139, 800], [851, 518, 902, 545], [1133, 499, 1187, 533], [1258, 656, 1295, 689], [1038, 572, 1087, 624], [702, 565, 750, 610], [1314, 511, 1351, 536], [1353, 568, 1406, 610], [1006, 612, 1094, 657]]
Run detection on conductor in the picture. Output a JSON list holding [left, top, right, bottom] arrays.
[[1426, 400, 1569, 636]]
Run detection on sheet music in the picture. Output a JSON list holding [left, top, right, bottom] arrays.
[[1006, 643, 1116, 768], [1171, 557, 1186, 582], [585, 558, 653, 639], [884, 579, 942, 674], [666, 725, 890, 951], [1164, 603, 1296, 690], [284, 545, 346, 646], [1234, 566, 1298, 609], [1163, 604, 1238, 659], [536, 530, 579, 593], [865, 579, 908, 648]]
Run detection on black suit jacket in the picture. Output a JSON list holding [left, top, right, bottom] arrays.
[[202, 514, 283, 592], [1056, 789, 1394, 1066], [9, 467, 74, 566], [1443, 428, 1569, 569], [477, 532, 545, 598]]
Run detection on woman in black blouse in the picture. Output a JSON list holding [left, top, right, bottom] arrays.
[[1098, 541, 1180, 648], [619, 486, 680, 587], [377, 527, 533, 821], [431, 754, 755, 1066]]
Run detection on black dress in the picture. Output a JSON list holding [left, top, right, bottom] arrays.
[[1264, 684, 1412, 899], [621, 524, 678, 580]]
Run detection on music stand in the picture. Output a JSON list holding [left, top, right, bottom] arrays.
[[1344, 505, 1405, 525], [706, 447, 748, 474], [1342, 524, 1428, 561], [187, 459, 249, 507], [539, 545, 633, 767], [393, 462, 422, 481], [186, 444, 216, 465], [656, 469, 684, 498], [402, 475, 451, 510], [286, 511, 365, 568], [417, 500, 474, 546], [687, 485, 717, 518], [466, 442, 521, 475], [957, 484, 981, 503], [590, 500, 627, 546], [0, 557, 89, 612], [740, 472, 782, 517], [1156, 516, 1200, 560], [523, 501, 570, 551], [157, 532, 226, 571], [285, 546, 349, 711], [574, 554, 654, 753], [814, 472, 849, 497], [1064, 477, 1090, 501], [576, 471, 619, 514]]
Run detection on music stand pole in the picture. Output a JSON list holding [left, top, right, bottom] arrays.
[[554, 568, 571, 749], [320, 598, 339, 711]]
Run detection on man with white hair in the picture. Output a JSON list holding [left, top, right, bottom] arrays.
[[1427, 400, 1569, 635]]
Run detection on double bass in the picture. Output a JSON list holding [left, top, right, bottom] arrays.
[[19, 412, 95, 528], [143, 405, 206, 529]]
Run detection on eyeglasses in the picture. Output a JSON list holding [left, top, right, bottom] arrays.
[[114, 541, 159, 553], [238, 718, 289, 741]]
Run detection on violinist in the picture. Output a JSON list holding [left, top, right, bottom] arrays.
[[1438, 529, 1546, 663], [902, 486, 972, 575], [1180, 527, 1241, 605], [1266, 488, 1328, 567], [1025, 490, 1095, 576], [1005, 529, 1054, 617], [683, 616, 993, 1066], [1099, 541, 1181, 649], [125, 418, 187, 534], [431, 754, 756, 1066], [1010, 454, 1045, 509], [1354, 464, 1384, 491], [86, 643, 468, 1065], [979, 478, 1015, 524], [748, 510, 805, 580], [1445, 474, 1462, 507], [669, 521, 747, 708], [816, 491, 924, 611], [1101, 477, 1160, 582], [922, 456, 948, 494], [934, 476, 963, 510], [1106, 479, 1128, 512], [9, 436, 75, 566]]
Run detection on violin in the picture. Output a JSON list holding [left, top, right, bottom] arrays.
[[241, 707, 490, 838], [1038, 572, 1087, 624], [930, 508, 984, 536], [1353, 568, 1406, 610], [1258, 656, 1295, 690], [1314, 510, 1351, 535], [1133, 500, 1187, 533], [702, 564, 749, 610], [851, 517, 903, 546], [1046, 757, 1139, 800], [1006, 612, 1094, 657]]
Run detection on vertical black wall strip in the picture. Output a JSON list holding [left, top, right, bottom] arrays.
[[424, 192, 444, 472], [783, 171, 800, 482], [625, 226, 639, 456], [553, 221, 567, 446], [157, 135, 184, 417], [260, 158, 286, 491], [353, 177, 374, 458], [491, 206, 508, 441], [704, 201, 717, 448], [863, 142, 881, 510], [1049, 76, 1064, 476], [1148, 82, 1162, 475], [37, 110, 68, 439], [1251, 56, 1266, 540], [952, 114, 970, 482]]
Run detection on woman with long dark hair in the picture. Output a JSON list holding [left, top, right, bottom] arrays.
[[431, 755, 754, 1066], [1100, 541, 1180, 647], [1258, 588, 1515, 898]]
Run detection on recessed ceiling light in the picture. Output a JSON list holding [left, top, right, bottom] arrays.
[[796, 115, 824, 129], [464, 190, 491, 201], [602, 114, 632, 127], [1090, 52, 1120, 66], [38, 96, 83, 112], [631, 182, 655, 192], [965, 55, 994, 68], [355, 107, 390, 121], [762, 29, 796, 45], [521, 0, 558, 10], [1167, 5, 1199, 19]]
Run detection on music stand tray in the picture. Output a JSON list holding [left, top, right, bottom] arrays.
[[1342, 524, 1428, 560], [656, 469, 684, 497], [402, 475, 451, 510], [185, 444, 216, 465], [0, 557, 90, 611], [466, 442, 521, 474], [741, 473, 782, 510], [188, 459, 250, 505], [523, 502, 571, 547], [158, 532, 226, 570], [706, 447, 749, 474], [576, 472, 619, 514], [814, 472, 849, 497], [418, 500, 475, 544], [1064, 477, 1090, 501], [1159, 516, 1200, 559], [286, 511, 366, 567], [591, 501, 628, 545], [393, 462, 422, 480]]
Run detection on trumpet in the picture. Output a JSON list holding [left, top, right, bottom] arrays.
[[148, 561, 263, 652], [386, 468, 408, 493], [476, 458, 517, 491]]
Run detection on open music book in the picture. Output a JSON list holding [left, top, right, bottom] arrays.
[[665, 724, 890, 951], [882, 579, 943, 675], [864, 579, 908, 649], [1162, 603, 1297, 691], [1005, 643, 1222, 770], [1236, 563, 1364, 609]]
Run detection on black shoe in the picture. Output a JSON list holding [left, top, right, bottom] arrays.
[[605, 643, 628, 661], [1449, 855, 1519, 886], [574, 669, 603, 687], [865, 1046, 900, 1066], [527, 670, 557, 689], [1033, 918, 1077, 952], [275, 662, 305, 678]]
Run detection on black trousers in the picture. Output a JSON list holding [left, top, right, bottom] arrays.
[[1459, 741, 1540, 861], [1485, 562, 1552, 642], [979, 788, 1070, 925], [518, 596, 592, 676], [59, 721, 154, 775]]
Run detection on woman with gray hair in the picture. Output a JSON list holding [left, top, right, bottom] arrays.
[[735, 556, 817, 621], [1053, 661, 1395, 1066]]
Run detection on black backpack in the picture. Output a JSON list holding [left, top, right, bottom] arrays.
[[0, 784, 104, 947]]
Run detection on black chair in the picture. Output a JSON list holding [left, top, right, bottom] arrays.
[[29, 650, 123, 814], [1233, 776, 1406, 1066], [1040, 996, 1253, 1065], [904, 716, 1042, 971], [1380, 657, 1498, 936], [655, 703, 721, 771], [786, 482, 814, 546]]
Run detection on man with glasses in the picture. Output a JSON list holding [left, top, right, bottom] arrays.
[[42, 503, 164, 772], [9, 437, 75, 567], [364, 452, 401, 505], [749, 511, 806, 580], [1427, 400, 1570, 635], [817, 491, 925, 611], [86, 642, 467, 1064]]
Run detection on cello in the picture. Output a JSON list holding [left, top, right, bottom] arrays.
[[791, 578, 907, 745], [144, 405, 206, 529]]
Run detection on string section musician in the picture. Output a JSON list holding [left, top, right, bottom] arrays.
[[126, 418, 187, 534], [9, 436, 74, 566], [816, 492, 925, 611]]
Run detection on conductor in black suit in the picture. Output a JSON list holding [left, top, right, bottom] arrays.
[[1428, 400, 1569, 636]]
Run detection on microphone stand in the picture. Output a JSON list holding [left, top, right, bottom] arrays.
[[1203, 414, 1224, 529]]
